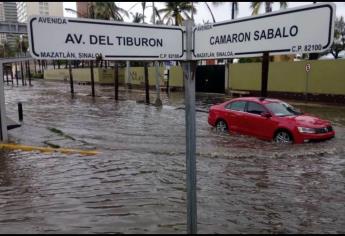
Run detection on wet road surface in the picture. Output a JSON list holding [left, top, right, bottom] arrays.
[[1, 80, 345, 233]]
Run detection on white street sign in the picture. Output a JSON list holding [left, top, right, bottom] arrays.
[[193, 3, 336, 60], [28, 16, 185, 61], [305, 63, 311, 72]]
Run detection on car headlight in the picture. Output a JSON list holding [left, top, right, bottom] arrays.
[[297, 127, 316, 134]]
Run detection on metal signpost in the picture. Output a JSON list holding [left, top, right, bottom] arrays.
[[193, 3, 335, 60], [23, 3, 336, 233]]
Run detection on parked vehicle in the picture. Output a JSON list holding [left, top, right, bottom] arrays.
[[208, 97, 335, 144]]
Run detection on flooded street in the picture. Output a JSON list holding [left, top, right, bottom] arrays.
[[1, 80, 345, 233]]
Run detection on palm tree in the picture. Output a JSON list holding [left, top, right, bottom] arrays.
[[93, 2, 129, 21], [150, 2, 162, 24], [131, 12, 145, 23], [251, 2, 287, 15], [141, 2, 147, 23], [212, 2, 239, 21], [250, 2, 288, 97], [15, 35, 28, 56], [159, 2, 196, 26]]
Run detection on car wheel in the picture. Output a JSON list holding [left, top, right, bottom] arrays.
[[216, 120, 228, 133], [274, 130, 293, 144]]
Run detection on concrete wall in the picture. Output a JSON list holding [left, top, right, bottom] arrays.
[[126, 66, 165, 86], [169, 66, 184, 87], [229, 60, 345, 95]]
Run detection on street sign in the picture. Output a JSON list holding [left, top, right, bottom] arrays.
[[27, 16, 185, 61], [193, 3, 336, 60], [305, 63, 311, 72]]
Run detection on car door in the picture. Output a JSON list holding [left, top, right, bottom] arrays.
[[244, 101, 276, 139], [224, 101, 247, 133]]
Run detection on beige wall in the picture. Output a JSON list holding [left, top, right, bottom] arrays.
[[229, 60, 345, 95], [44, 67, 164, 86]]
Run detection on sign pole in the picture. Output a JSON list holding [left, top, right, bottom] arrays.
[[182, 19, 197, 234], [68, 60, 74, 97], [114, 61, 119, 101], [90, 61, 95, 97], [0, 63, 8, 141]]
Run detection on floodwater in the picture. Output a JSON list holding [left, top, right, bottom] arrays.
[[1, 80, 345, 233]]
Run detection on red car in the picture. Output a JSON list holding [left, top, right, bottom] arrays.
[[208, 97, 335, 144]]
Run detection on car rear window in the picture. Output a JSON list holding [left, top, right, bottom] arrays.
[[227, 101, 246, 111]]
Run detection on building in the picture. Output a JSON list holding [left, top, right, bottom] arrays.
[[0, 2, 18, 48], [16, 2, 64, 23], [0, 2, 6, 44], [76, 2, 90, 18]]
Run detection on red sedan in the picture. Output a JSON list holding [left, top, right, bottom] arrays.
[[208, 97, 335, 144]]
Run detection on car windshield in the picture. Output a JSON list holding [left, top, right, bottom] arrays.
[[265, 102, 303, 117]]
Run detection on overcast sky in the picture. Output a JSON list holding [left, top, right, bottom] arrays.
[[63, 2, 345, 23]]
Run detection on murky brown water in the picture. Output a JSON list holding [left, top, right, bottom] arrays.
[[1, 80, 345, 233]]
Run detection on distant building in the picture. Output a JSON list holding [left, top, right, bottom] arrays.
[[0, 2, 18, 48], [16, 2, 64, 23], [76, 2, 90, 18]]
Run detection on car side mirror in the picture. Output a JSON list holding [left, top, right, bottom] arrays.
[[261, 112, 272, 118]]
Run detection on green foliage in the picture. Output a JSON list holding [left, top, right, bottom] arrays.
[[251, 2, 287, 15], [91, 2, 128, 21], [31, 72, 44, 79], [159, 2, 196, 26], [0, 41, 16, 57], [238, 57, 262, 63]]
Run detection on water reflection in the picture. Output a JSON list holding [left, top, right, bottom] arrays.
[[0, 81, 344, 233]]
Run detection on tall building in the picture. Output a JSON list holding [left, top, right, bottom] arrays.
[[16, 2, 64, 23], [0, 2, 18, 48], [0, 2, 6, 44]]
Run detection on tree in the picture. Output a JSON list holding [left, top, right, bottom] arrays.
[[159, 2, 196, 26], [93, 2, 128, 21], [15, 35, 28, 56], [212, 2, 238, 20], [131, 12, 145, 23], [251, 2, 287, 97], [0, 41, 15, 57], [141, 2, 147, 23], [330, 16, 345, 59]]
